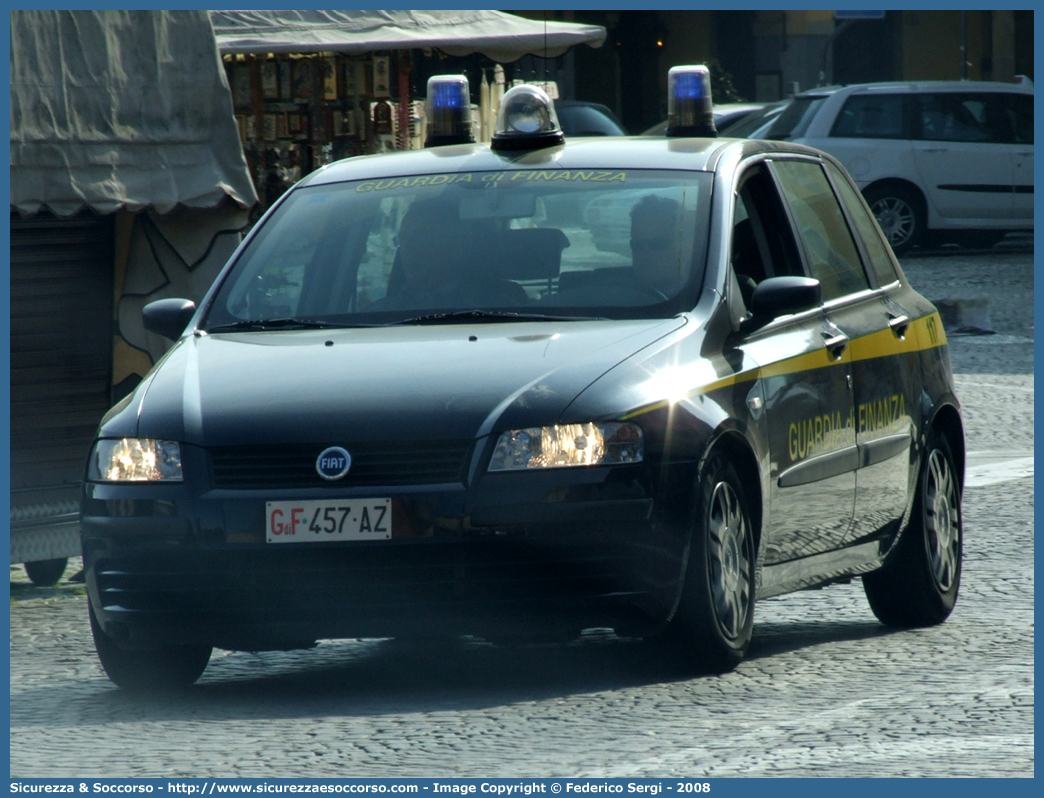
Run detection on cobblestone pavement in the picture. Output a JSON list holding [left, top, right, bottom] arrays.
[[10, 247, 1033, 778]]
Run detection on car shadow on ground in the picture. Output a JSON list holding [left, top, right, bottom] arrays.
[[746, 619, 892, 660], [13, 616, 901, 725]]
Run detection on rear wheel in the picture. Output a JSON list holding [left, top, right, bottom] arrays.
[[863, 184, 924, 254], [863, 430, 962, 626], [89, 600, 212, 690], [655, 453, 756, 672], [24, 557, 68, 587]]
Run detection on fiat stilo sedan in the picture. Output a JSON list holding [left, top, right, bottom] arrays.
[[81, 73, 964, 689]]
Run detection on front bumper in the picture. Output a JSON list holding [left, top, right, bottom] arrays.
[[82, 460, 691, 650]]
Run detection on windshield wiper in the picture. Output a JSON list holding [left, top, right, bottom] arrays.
[[206, 310, 607, 332], [389, 310, 608, 325], [205, 317, 353, 333]]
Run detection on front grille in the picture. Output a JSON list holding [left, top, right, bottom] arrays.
[[209, 441, 472, 489]]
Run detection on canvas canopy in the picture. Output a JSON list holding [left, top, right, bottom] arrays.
[[10, 10, 257, 217], [210, 9, 607, 62]]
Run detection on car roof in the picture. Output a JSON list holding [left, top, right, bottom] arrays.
[[795, 80, 1033, 99], [639, 103, 770, 137], [302, 136, 817, 187], [713, 102, 770, 115], [553, 101, 628, 136], [554, 99, 619, 113]]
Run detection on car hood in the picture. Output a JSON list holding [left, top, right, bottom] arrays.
[[129, 318, 689, 446]]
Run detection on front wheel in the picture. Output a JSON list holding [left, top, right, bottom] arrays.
[[654, 453, 756, 673], [863, 430, 962, 626], [89, 600, 212, 690]]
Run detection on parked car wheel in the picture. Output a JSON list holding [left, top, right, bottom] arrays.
[[23, 557, 68, 587], [863, 184, 924, 253], [655, 452, 756, 673], [89, 600, 212, 690], [863, 430, 962, 627]]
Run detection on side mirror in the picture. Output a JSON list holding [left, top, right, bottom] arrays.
[[142, 298, 197, 341], [750, 276, 821, 321]]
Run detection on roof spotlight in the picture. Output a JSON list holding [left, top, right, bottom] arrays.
[[491, 84, 564, 151], [424, 75, 475, 148], [666, 65, 717, 138]]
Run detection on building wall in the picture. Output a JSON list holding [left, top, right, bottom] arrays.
[[1013, 10, 1033, 79], [831, 15, 900, 86], [901, 10, 987, 81], [991, 11, 1017, 82], [714, 11, 758, 101], [536, 10, 1029, 136], [113, 200, 252, 400], [751, 10, 835, 99]]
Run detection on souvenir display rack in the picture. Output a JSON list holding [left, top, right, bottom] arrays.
[[225, 52, 414, 208]]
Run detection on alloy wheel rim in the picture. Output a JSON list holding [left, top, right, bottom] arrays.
[[872, 197, 916, 248], [707, 480, 752, 640], [924, 449, 960, 591]]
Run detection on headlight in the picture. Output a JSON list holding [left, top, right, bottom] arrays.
[[489, 423, 643, 471], [88, 439, 183, 482]]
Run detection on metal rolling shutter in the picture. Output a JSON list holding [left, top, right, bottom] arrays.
[[10, 210, 115, 542]]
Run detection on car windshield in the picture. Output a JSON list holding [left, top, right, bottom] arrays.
[[204, 169, 713, 329], [719, 101, 788, 138], [753, 96, 828, 140]]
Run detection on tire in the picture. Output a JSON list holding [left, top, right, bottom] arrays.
[[655, 452, 756, 673], [89, 600, 212, 690], [23, 558, 68, 587], [863, 431, 962, 627], [863, 184, 925, 254]]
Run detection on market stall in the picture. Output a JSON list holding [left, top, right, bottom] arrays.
[[10, 9, 257, 581], [209, 10, 607, 205]]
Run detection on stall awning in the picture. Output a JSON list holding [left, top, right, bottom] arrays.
[[210, 9, 607, 62], [10, 10, 258, 217]]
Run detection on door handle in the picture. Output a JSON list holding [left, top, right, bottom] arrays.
[[922, 148, 948, 154], [821, 332, 849, 359], [888, 314, 911, 339]]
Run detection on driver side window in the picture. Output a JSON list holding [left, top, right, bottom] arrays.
[[730, 165, 806, 313]]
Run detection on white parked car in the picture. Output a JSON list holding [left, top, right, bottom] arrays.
[[747, 81, 1033, 252]]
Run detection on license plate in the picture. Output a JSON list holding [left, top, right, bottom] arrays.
[[266, 499, 392, 543]]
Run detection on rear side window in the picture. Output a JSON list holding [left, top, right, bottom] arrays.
[[824, 162, 898, 287], [830, 94, 908, 139], [771, 160, 870, 302], [918, 93, 1000, 143], [999, 93, 1033, 144]]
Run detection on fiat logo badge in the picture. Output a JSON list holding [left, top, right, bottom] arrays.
[[316, 447, 352, 480]]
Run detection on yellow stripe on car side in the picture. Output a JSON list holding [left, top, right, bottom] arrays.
[[622, 312, 948, 421], [848, 313, 948, 363]]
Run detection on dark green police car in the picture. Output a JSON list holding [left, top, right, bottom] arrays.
[[82, 69, 964, 688]]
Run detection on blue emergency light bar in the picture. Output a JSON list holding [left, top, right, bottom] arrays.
[[424, 75, 475, 148], [666, 65, 717, 138]]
